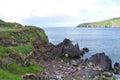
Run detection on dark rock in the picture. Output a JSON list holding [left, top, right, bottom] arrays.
[[82, 48, 89, 52], [63, 38, 72, 45], [80, 50, 85, 56], [88, 52, 112, 71], [56, 39, 81, 58], [32, 38, 88, 61], [114, 62, 120, 74]]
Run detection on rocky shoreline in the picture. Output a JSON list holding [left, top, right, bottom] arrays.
[[22, 38, 120, 80]]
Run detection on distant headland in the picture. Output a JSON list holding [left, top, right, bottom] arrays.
[[77, 17, 120, 28]]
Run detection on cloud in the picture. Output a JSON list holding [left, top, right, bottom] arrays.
[[0, 0, 120, 27]]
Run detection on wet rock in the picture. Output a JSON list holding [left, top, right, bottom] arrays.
[[114, 62, 120, 74], [88, 52, 112, 71]]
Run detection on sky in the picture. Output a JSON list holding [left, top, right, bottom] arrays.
[[0, 0, 120, 27]]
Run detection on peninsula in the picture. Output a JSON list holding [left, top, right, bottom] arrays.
[[77, 17, 120, 28]]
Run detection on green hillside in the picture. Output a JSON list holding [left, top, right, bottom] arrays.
[[0, 19, 48, 80], [77, 17, 120, 28]]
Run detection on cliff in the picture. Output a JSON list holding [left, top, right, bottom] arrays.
[[0, 19, 48, 80]]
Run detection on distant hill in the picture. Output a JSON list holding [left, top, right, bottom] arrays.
[[77, 17, 120, 28]]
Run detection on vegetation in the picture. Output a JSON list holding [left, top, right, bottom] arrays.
[[0, 64, 42, 80], [0, 19, 48, 80], [77, 17, 120, 28]]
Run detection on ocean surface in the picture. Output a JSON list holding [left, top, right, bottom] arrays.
[[43, 27, 120, 64]]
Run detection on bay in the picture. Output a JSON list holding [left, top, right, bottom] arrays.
[[43, 27, 120, 63]]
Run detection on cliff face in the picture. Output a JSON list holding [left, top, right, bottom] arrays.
[[77, 17, 120, 28], [0, 19, 48, 80]]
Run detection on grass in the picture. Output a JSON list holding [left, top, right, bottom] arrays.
[[0, 64, 42, 80], [8, 44, 33, 55], [0, 44, 33, 57]]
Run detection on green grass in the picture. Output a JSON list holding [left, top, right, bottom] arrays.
[[0, 64, 42, 80], [0, 44, 33, 57], [8, 44, 33, 54], [0, 69, 21, 80], [0, 46, 9, 57]]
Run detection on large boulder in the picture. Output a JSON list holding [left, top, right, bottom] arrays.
[[88, 52, 112, 71]]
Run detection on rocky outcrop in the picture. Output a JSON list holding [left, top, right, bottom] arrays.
[[88, 52, 112, 71], [113, 62, 120, 74], [55, 38, 82, 58], [32, 38, 89, 61]]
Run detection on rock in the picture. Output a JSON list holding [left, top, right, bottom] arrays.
[[88, 52, 112, 71], [82, 48, 89, 52], [102, 72, 113, 77], [32, 38, 88, 61], [114, 62, 120, 74], [63, 38, 72, 45], [22, 73, 37, 80], [77, 68, 100, 78], [8, 52, 23, 63], [80, 50, 85, 56], [70, 60, 78, 67], [23, 60, 31, 67], [56, 38, 81, 58]]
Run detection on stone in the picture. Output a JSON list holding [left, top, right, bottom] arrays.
[[77, 68, 100, 78], [22, 73, 36, 80], [102, 72, 113, 77], [114, 62, 120, 74], [23, 60, 31, 67], [56, 38, 81, 58], [70, 60, 78, 66], [82, 48, 89, 52], [88, 52, 112, 71]]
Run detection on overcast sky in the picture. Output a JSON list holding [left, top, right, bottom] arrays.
[[0, 0, 120, 27]]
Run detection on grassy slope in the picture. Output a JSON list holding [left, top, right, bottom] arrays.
[[77, 17, 120, 28], [0, 19, 48, 80]]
